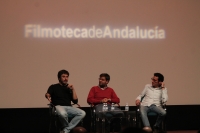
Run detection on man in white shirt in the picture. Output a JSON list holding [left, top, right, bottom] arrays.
[[135, 73, 168, 132]]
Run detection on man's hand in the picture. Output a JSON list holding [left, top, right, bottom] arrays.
[[135, 99, 141, 106], [45, 93, 52, 103], [68, 84, 74, 90], [68, 84, 78, 100], [161, 82, 165, 89], [47, 97, 52, 103], [101, 98, 109, 103], [107, 98, 111, 102]]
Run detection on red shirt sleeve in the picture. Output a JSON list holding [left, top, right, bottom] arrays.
[[87, 87, 101, 104], [110, 89, 120, 103]]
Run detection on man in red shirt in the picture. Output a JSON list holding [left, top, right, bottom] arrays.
[[87, 73, 123, 132], [87, 73, 119, 106]]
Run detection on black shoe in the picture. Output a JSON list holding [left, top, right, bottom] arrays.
[[153, 126, 160, 133]]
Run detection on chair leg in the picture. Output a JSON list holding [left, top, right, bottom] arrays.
[[95, 117, 101, 133], [111, 118, 122, 133], [91, 115, 96, 133], [102, 118, 105, 133], [161, 117, 167, 133]]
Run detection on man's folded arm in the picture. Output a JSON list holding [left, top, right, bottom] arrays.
[[110, 89, 120, 103], [162, 88, 168, 104]]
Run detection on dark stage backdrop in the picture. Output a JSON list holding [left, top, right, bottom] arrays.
[[0, 105, 200, 132], [0, 0, 200, 108]]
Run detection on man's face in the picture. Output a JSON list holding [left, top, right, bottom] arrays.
[[59, 74, 69, 85], [151, 76, 161, 87], [99, 76, 109, 88]]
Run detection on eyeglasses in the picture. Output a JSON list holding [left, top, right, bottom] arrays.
[[151, 78, 158, 82], [99, 78, 106, 81]]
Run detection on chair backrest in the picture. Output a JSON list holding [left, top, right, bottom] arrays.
[[48, 103, 57, 116]]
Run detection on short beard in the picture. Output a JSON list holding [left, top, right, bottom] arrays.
[[59, 80, 68, 86], [99, 84, 106, 88]]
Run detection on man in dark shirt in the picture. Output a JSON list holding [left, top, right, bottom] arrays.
[[45, 70, 85, 133]]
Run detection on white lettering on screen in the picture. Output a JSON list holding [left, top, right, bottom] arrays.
[[25, 24, 165, 39]]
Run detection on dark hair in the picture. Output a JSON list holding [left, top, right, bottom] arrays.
[[154, 73, 164, 82], [100, 73, 110, 81], [57, 69, 69, 79]]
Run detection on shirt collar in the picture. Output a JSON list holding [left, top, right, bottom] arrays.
[[151, 86, 162, 90], [98, 86, 108, 90]]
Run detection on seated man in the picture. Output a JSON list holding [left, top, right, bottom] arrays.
[[45, 70, 86, 133], [87, 73, 123, 131], [135, 73, 168, 133]]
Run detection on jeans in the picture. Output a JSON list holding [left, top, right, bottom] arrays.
[[140, 104, 166, 127], [56, 105, 86, 133]]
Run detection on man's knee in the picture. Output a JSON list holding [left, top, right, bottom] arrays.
[[158, 108, 166, 116], [75, 108, 86, 119], [80, 110, 86, 118], [161, 110, 166, 116]]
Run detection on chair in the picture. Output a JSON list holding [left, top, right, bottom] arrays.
[[48, 103, 83, 133], [136, 103, 167, 133], [89, 103, 124, 133], [89, 104, 96, 133]]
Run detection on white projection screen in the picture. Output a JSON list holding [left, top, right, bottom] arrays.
[[0, 0, 200, 108]]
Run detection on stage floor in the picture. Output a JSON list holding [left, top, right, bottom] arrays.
[[110, 130, 198, 133], [167, 131, 198, 133]]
